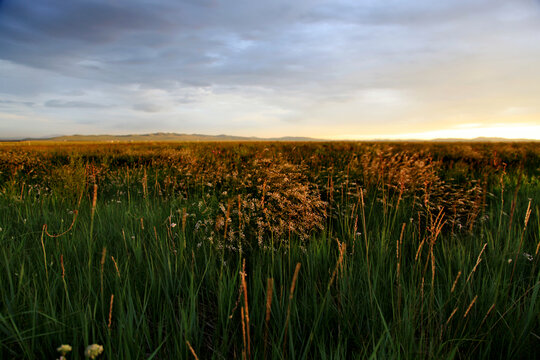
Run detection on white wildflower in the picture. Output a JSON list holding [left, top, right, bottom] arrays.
[[523, 252, 533, 261]]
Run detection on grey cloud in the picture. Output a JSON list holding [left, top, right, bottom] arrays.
[[44, 100, 111, 108], [0, 99, 34, 107], [132, 103, 164, 113]]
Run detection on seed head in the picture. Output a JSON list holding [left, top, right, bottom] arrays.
[[57, 344, 72, 355], [85, 344, 104, 359]]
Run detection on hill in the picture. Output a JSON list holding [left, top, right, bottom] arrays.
[[41, 132, 320, 142]]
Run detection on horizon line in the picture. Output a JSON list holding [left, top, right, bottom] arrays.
[[1, 132, 539, 143]]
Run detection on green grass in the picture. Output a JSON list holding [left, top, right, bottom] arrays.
[[0, 142, 539, 359]]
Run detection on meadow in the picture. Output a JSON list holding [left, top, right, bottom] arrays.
[[0, 141, 539, 359]]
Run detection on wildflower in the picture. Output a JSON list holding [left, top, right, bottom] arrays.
[[523, 252, 533, 261], [170, 222, 177, 228], [57, 344, 72, 355], [508, 258, 512, 264], [85, 344, 104, 359]]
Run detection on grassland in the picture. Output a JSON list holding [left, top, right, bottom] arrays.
[[0, 141, 539, 359]]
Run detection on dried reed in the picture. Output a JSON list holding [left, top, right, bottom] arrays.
[[463, 295, 478, 318], [445, 307, 459, 326], [467, 243, 487, 284], [450, 271, 462, 293], [111, 256, 121, 278], [185, 340, 199, 360], [108, 294, 114, 330], [264, 278, 274, 360], [100, 247, 107, 295], [240, 259, 251, 359]]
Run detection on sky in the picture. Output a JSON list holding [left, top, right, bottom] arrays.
[[1, 0, 540, 140]]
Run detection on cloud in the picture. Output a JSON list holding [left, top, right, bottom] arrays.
[[0, 99, 34, 107], [44, 99, 111, 108], [0, 0, 539, 138], [132, 103, 164, 113]]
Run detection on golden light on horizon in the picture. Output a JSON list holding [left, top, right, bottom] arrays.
[[332, 123, 540, 141]]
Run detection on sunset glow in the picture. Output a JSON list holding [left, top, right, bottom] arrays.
[[333, 124, 540, 140]]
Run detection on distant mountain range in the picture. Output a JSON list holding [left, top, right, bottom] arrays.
[[8, 132, 321, 142], [1, 133, 538, 142]]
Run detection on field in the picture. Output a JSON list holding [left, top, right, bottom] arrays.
[[0, 141, 539, 359]]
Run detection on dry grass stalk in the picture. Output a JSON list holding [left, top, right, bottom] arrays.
[[108, 294, 114, 330], [100, 247, 107, 295], [185, 340, 199, 360], [508, 172, 523, 231], [463, 295, 478, 318], [360, 189, 369, 273], [329, 242, 346, 288], [478, 303, 496, 330], [224, 200, 232, 241], [182, 208, 188, 233], [19, 181, 25, 201], [240, 259, 251, 359], [510, 199, 532, 283], [445, 307, 459, 326], [40, 225, 48, 280], [238, 194, 243, 232], [450, 271, 462, 293], [228, 277, 244, 320], [44, 210, 78, 238], [524, 200, 532, 228], [467, 243, 487, 283], [264, 278, 274, 360], [121, 228, 128, 254], [415, 237, 426, 261], [241, 307, 247, 360], [111, 256, 121, 278], [91, 183, 98, 218], [427, 209, 446, 284], [60, 254, 65, 280], [142, 167, 148, 198], [396, 223, 406, 278]]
